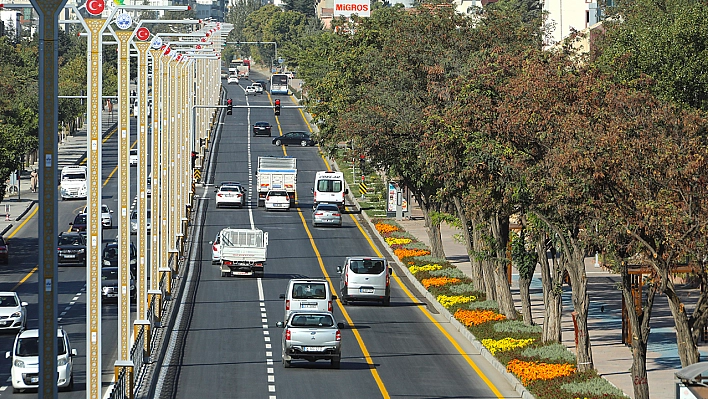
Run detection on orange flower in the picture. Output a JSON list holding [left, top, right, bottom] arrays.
[[506, 359, 575, 385], [375, 222, 399, 234], [454, 309, 505, 326], [393, 248, 430, 261], [422, 277, 461, 288]]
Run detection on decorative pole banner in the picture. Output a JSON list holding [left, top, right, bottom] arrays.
[[115, 12, 132, 29], [86, 0, 106, 15], [136, 27, 150, 41], [151, 36, 163, 49]]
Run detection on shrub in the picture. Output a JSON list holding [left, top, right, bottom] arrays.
[[561, 377, 627, 397], [429, 267, 466, 279], [521, 343, 577, 363], [467, 299, 498, 310], [408, 255, 449, 266], [448, 282, 478, 295], [389, 230, 415, 240], [493, 320, 543, 335], [402, 241, 431, 250]]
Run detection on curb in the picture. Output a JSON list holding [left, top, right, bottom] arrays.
[[326, 156, 536, 399], [15, 200, 37, 221], [0, 224, 12, 237]]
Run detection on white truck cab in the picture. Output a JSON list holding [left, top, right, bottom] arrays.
[[60, 165, 87, 200], [313, 171, 347, 211]]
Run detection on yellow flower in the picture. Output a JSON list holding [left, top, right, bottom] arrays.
[[482, 337, 535, 355], [409, 263, 443, 275], [385, 237, 412, 245]]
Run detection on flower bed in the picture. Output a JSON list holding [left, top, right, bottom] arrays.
[[372, 217, 628, 399]]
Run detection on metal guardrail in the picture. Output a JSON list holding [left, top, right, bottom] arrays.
[[107, 273, 169, 399]]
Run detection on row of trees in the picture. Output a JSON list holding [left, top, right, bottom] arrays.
[[260, 1, 708, 398], [0, 9, 194, 202]]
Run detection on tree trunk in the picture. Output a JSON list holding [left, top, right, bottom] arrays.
[[567, 237, 593, 372], [519, 275, 533, 325], [621, 263, 654, 399], [419, 198, 445, 259], [664, 281, 700, 367], [453, 197, 485, 292], [689, 272, 708, 345], [537, 237, 562, 343], [489, 212, 516, 320], [476, 212, 496, 300]]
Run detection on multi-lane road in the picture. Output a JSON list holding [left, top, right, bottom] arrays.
[[152, 71, 521, 399], [0, 70, 522, 398]]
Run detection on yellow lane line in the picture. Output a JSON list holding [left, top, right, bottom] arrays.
[[10, 266, 38, 292], [295, 207, 390, 399], [6, 207, 38, 240], [296, 100, 503, 398], [347, 213, 505, 399], [80, 126, 118, 165]]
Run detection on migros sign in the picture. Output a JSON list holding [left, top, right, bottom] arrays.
[[334, 0, 371, 17]]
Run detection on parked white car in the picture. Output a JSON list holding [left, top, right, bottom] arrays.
[[81, 204, 113, 228], [7, 327, 76, 392], [0, 292, 27, 331]]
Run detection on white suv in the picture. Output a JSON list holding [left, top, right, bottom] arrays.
[[6, 327, 77, 392]]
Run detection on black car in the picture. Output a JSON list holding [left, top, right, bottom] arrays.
[[272, 131, 316, 147], [253, 121, 272, 137], [100, 267, 136, 301], [0, 236, 7, 264], [102, 242, 138, 276], [69, 213, 87, 232], [57, 232, 87, 265]]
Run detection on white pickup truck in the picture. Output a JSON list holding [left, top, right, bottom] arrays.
[[218, 228, 268, 277], [257, 156, 297, 207], [276, 311, 344, 368]]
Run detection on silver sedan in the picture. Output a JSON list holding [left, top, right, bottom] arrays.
[[312, 203, 342, 227]]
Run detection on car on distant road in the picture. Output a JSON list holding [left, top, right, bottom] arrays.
[[312, 203, 342, 227], [227, 75, 239, 84], [264, 190, 291, 211], [130, 209, 151, 234], [82, 204, 113, 228], [129, 149, 138, 166], [215, 184, 246, 208], [209, 233, 222, 264], [276, 311, 344, 369], [0, 292, 27, 331], [245, 86, 258, 95], [69, 213, 87, 232], [272, 131, 316, 147], [252, 82, 264, 94], [0, 236, 8, 264], [100, 267, 136, 301], [57, 232, 86, 265], [7, 327, 76, 392], [102, 241, 137, 277], [253, 121, 272, 137]]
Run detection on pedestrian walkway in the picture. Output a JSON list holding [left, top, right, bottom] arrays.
[[0, 110, 117, 238], [391, 202, 707, 399]]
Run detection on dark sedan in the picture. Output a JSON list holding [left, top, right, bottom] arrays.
[[253, 121, 272, 137], [69, 213, 87, 232], [100, 267, 136, 301], [272, 131, 316, 147], [102, 242, 138, 277], [0, 236, 8, 264], [57, 232, 86, 265]]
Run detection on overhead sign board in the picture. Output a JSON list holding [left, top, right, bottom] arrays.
[[334, 0, 371, 17]]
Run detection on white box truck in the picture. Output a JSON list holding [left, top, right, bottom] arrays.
[[218, 227, 268, 277], [313, 171, 347, 211], [257, 156, 297, 207], [60, 165, 88, 200]]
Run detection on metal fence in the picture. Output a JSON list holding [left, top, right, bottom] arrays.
[[107, 272, 169, 399]]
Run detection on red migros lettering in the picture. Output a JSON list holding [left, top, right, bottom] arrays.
[[336, 3, 369, 11]]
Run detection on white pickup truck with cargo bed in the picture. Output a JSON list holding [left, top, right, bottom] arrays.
[[218, 228, 268, 277]]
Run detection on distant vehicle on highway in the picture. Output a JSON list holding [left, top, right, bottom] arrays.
[[82, 204, 113, 228], [272, 131, 316, 147], [264, 190, 290, 211], [252, 81, 264, 94], [209, 233, 222, 264], [337, 256, 392, 306], [57, 232, 87, 266], [227, 75, 239, 84], [102, 241, 137, 276], [69, 213, 87, 232], [276, 311, 344, 368], [7, 327, 76, 392], [129, 149, 138, 166], [253, 121, 272, 136], [312, 203, 342, 227], [100, 267, 136, 301], [0, 292, 27, 331], [130, 209, 151, 234], [245, 86, 257, 95], [215, 184, 246, 208]]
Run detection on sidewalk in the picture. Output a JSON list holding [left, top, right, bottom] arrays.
[[0, 111, 118, 238], [391, 202, 706, 399]]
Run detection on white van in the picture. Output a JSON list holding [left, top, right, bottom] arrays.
[[313, 171, 347, 210], [60, 165, 87, 200], [279, 279, 336, 321], [337, 257, 392, 306]]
